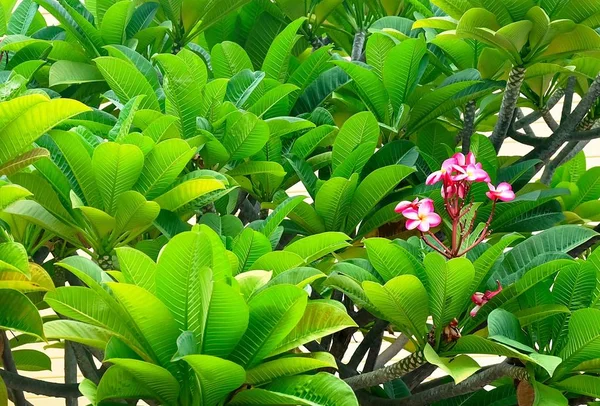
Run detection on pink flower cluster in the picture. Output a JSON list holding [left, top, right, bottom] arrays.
[[426, 152, 514, 203], [394, 152, 516, 259]]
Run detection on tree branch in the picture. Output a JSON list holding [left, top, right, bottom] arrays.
[[0, 369, 81, 398], [513, 88, 565, 130], [353, 362, 529, 406], [344, 351, 425, 390], [347, 320, 387, 370], [1, 331, 26, 406], [459, 100, 476, 153], [374, 334, 409, 370], [351, 31, 366, 61], [561, 76, 576, 123], [491, 66, 526, 152], [65, 343, 78, 406]]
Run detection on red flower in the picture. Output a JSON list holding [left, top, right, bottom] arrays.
[[470, 281, 502, 317]]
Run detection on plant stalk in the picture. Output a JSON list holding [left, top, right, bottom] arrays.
[[491, 66, 526, 152]]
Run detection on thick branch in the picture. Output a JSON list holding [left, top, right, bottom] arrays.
[[396, 362, 529, 406], [522, 71, 600, 163], [0, 369, 81, 398], [561, 76, 576, 123], [65, 343, 78, 406], [1, 331, 26, 406], [542, 110, 559, 131], [513, 88, 565, 130], [491, 66, 526, 152], [459, 100, 477, 153], [344, 351, 425, 390], [374, 334, 409, 370], [347, 320, 387, 370], [351, 31, 366, 61]]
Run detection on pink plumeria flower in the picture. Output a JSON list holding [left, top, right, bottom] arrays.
[[452, 163, 490, 182], [402, 199, 442, 232], [450, 152, 476, 167], [426, 157, 457, 185], [470, 281, 502, 317], [486, 182, 515, 202], [394, 198, 419, 214]]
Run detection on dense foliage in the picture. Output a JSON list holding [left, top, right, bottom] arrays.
[[1, 0, 600, 405]]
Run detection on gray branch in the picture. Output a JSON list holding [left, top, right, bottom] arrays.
[[374, 334, 409, 370], [1, 331, 26, 406], [344, 351, 425, 390], [459, 100, 477, 153], [351, 31, 366, 61], [491, 66, 526, 152], [513, 88, 565, 130], [0, 369, 81, 398]]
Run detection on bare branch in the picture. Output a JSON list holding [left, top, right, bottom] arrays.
[[514, 88, 565, 130], [0, 369, 81, 398], [1, 331, 26, 406], [344, 351, 425, 390], [458, 100, 476, 153], [347, 320, 387, 370], [561, 76, 576, 123], [374, 334, 409, 370], [491, 66, 526, 152]]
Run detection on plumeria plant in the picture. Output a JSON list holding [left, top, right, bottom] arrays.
[[396, 152, 515, 259]]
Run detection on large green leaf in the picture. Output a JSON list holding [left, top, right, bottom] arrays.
[[96, 360, 179, 406], [315, 176, 357, 231], [333, 60, 390, 122], [0, 289, 43, 338], [246, 352, 336, 386], [222, 111, 270, 160], [107, 283, 179, 367], [270, 300, 357, 356], [211, 41, 253, 78], [283, 232, 351, 263], [100, 0, 134, 45], [92, 142, 144, 215], [233, 228, 272, 273], [383, 38, 427, 114], [0, 95, 90, 165], [44, 319, 112, 349], [115, 246, 156, 293], [155, 231, 213, 340], [153, 51, 206, 138], [425, 253, 474, 344], [363, 275, 429, 343], [262, 17, 306, 82], [182, 354, 246, 406], [153, 178, 226, 212], [556, 308, 600, 378], [364, 238, 425, 283], [94, 56, 160, 110], [331, 111, 379, 175], [229, 284, 307, 368]]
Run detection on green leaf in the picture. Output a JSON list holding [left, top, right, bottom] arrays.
[[202, 281, 249, 358], [331, 111, 379, 175], [383, 38, 427, 114], [134, 139, 196, 200], [229, 284, 307, 368], [270, 300, 357, 356], [501, 226, 597, 276], [425, 253, 474, 341], [0, 289, 43, 338], [366, 33, 396, 80], [0, 95, 90, 166], [569, 167, 600, 209], [115, 246, 156, 293], [315, 176, 358, 231], [225, 69, 265, 108], [182, 355, 246, 405], [288, 45, 332, 91], [101, 0, 134, 45], [249, 251, 305, 274], [7, 349, 51, 371], [248, 83, 299, 118], [153, 52, 206, 138], [107, 283, 179, 367], [92, 142, 144, 215], [363, 275, 429, 342], [230, 373, 358, 405], [233, 228, 272, 273], [345, 165, 415, 233], [283, 232, 351, 263], [0, 242, 29, 277], [222, 112, 270, 160], [112, 191, 160, 235], [471, 233, 523, 292], [0, 184, 31, 210], [153, 178, 225, 212], [364, 238, 425, 283], [211, 41, 253, 78], [333, 60, 390, 122], [44, 319, 112, 349], [246, 352, 337, 386], [262, 17, 306, 82], [532, 382, 568, 406], [423, 345, 479, 384], [557, 308, 600, 378], [260, 196, 305, 238], [555, 375, 600, 398], [94, 56, 160, 110], [97, 360, 179, 406], [155, 230, 213, 341], [49, 61, 104, 86]]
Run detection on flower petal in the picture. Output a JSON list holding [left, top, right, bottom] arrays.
[[402, 209, 420, 220], [405, 219, 421, 230], [425, 212, 442, 228]]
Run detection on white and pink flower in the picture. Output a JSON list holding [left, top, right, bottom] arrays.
[[486, 182, 515, 202], [401, 199, 442, 232]]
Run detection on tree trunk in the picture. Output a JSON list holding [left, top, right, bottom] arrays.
[[351, 31, 366, 61], [344, 350, 425, 390], [459, 100, 476, 153], [491, 66, 526, 152], [1, 331, 26, 406]]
